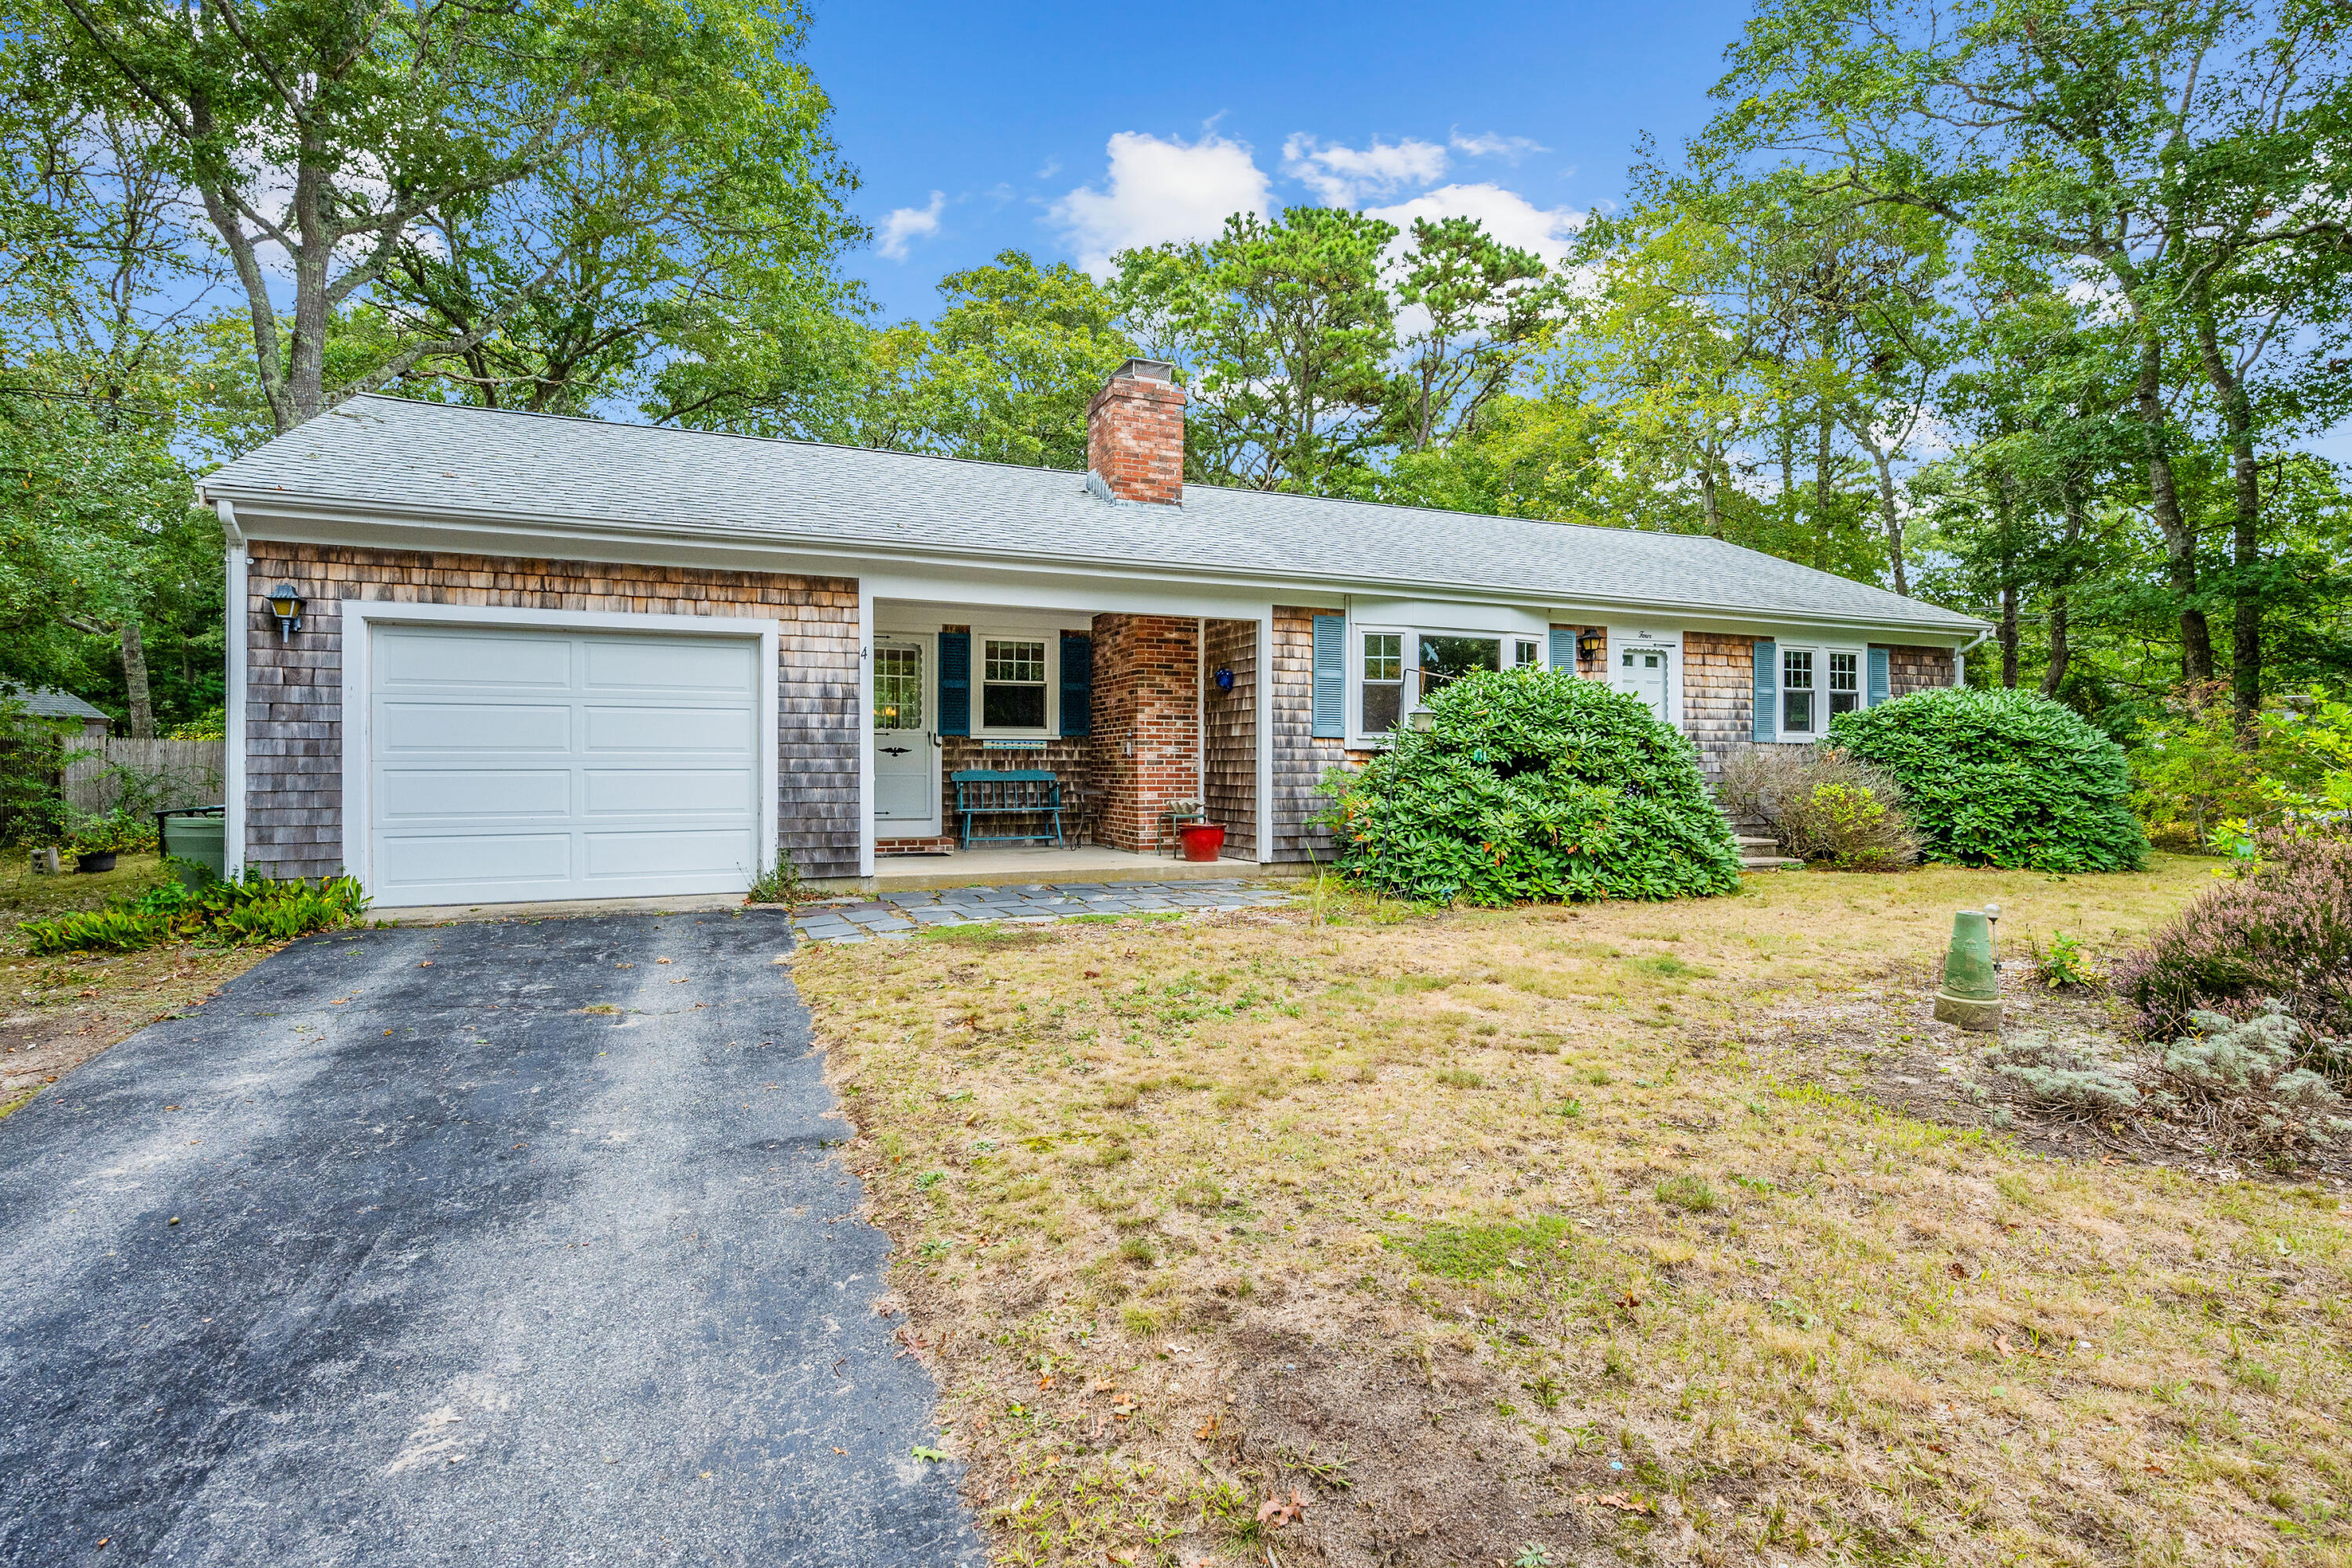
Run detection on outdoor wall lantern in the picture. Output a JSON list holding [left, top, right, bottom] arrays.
[[1576, 628, 1605, 659], [264, 583, 305, 641]]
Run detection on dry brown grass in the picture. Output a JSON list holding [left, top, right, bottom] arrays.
[[0, 854, 266, 1116], [793, 858, 2352, 1567]]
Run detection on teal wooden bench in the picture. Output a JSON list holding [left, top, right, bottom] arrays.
[[951, 769, 1065, 848]]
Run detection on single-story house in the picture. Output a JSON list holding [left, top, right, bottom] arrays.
[[194, 358, 1989, 908]]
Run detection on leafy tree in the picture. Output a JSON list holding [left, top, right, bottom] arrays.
[[1, 81, 223, 734], [20, 0, 858, 432], [916, 252, 1137, 469], [1711, 0, 2352, 686], [1385, 216, 1557, 452], [1114, 207, 1399, 493]]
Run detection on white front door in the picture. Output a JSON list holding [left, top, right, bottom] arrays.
[[873, 638, 936, 831], [367, 623, 763, 906], [1622, 644, 1672, 724]]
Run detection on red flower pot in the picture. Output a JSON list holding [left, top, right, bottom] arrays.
[[1176, 823, 1226, 862]]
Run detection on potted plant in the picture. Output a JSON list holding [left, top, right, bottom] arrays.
[[64, 810, 151, 873]]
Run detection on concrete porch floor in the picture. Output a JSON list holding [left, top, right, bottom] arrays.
[[872, 844, 1287, 892]]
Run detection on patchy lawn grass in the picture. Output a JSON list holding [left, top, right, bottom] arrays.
[[797, 856, 2352, 1567], [0, 853, 266, 1116]]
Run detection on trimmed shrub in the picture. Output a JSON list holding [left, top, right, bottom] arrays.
[[2113, 828, 2352, 1090], [19, 872, 369, 954], [1319, 667, 1744, 905], [1829, 688, 2147, 873], [1715, 745, 1921, 869]]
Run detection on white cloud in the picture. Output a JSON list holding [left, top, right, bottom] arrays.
[[1049, 131, 1272, 274], [1281, 133, 1450, 206], [875, 191, 946, 261], [1365, 182, 1586, 269], [1449, 130, 1545, 162]]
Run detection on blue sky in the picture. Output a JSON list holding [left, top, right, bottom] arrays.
[[805, 0, 1759, 320]]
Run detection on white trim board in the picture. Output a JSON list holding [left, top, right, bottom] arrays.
[[336, 599, 781, 901]]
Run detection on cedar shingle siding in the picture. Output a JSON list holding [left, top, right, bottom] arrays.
[[1887, 644, 1956, 695], [1685, 631, 1755, 775], [241, 543, 860, 881], [1270, 607, 1349, 863], [1202, 619, 1258, 858]]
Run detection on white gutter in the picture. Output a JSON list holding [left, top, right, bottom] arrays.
[[1954, 626, 1993, 687]]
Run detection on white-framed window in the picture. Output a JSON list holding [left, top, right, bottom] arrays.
[[1781, 647, 1817, 735], [1774, 641, 1865, 741], [1828, 649, 1861, 717], [981, 636, 1050, 731], [1355, 627, 1541, 740], [1361, 630, 1404, 735], [874, 644, 924, 730]]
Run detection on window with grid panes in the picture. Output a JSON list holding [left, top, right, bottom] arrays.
[[982, 638, 1047, 729]]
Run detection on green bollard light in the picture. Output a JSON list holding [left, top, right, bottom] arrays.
[[1933, 909, 2002, 1031]]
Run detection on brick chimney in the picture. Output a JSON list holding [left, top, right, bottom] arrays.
[[1085, 358, 1185, 505]]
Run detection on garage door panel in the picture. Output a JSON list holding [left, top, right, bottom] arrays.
[[376, 630, 573, 689], [582, 637, 759, 695], [581, 704, 753, 755], [379, 768, 571, 821], [368, 624, 765, 907], [583, 829, 757, 879], [581, 768, 753, 817], [376, 832, 573, 891], [379, 701, 572, 753]]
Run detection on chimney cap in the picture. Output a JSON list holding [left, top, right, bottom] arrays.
[[1109, 357, 1175, 385]]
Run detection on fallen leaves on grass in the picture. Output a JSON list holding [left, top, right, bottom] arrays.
[[1256, 1488, 1305, 1528]]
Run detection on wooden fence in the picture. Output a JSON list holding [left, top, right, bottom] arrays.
[[63, 738, 227, 817]]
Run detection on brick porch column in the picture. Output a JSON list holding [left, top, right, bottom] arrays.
[[1088, 614, 1200, 853]]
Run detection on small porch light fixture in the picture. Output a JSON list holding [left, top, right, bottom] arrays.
[[264, 583, 304, 641], [1576, 628, 1605, 660]]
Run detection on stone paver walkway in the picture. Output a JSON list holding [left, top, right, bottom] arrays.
[[791, 878, 1290, 944]]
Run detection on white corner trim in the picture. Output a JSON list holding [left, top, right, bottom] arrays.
[[1255, 610, 1275, 864], [223, 521, 247, 880], [334, 598, 781, 898], [858, 583, 876, 880]]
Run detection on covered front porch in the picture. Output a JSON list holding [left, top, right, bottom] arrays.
[[862, 595, 1272, 877]]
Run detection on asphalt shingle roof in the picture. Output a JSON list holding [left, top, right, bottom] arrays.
[[1, 684, 109, 722], [200, 395, 1984, 633]]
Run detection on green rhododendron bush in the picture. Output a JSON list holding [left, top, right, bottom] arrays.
[[1829, 688, 2147, 873], [1320, 668, 1744, 904]]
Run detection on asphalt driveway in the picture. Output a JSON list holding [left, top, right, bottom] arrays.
[[0, 910, 982, 1566]]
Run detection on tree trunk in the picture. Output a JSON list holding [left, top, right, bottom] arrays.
[[1993, 469, 2019, 688], [1858, 434, 1907, 596], [119, 620, 154, 739], [2041, 481, 2084, 700], [1697, 446, 1725, 539], [2188, 291, 2263, 725], [2132, 327, 2212, 681]]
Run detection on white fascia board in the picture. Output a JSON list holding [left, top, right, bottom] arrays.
[[209, 492, 1989, 643]]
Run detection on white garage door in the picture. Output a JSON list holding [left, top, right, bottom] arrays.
[[368, 623, 765, 906]]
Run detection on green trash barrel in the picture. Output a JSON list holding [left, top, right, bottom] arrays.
[[162, 813, 227, 888]]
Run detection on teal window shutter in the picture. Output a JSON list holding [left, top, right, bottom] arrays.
[[1059, 632, 1091, 737], [1751, 639, 1777, 742], [1549, 626, 1578, 671], [1311, 614, 1345, 739], [937, 632, 970, 736], [1866, 645, 1890, 706]]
